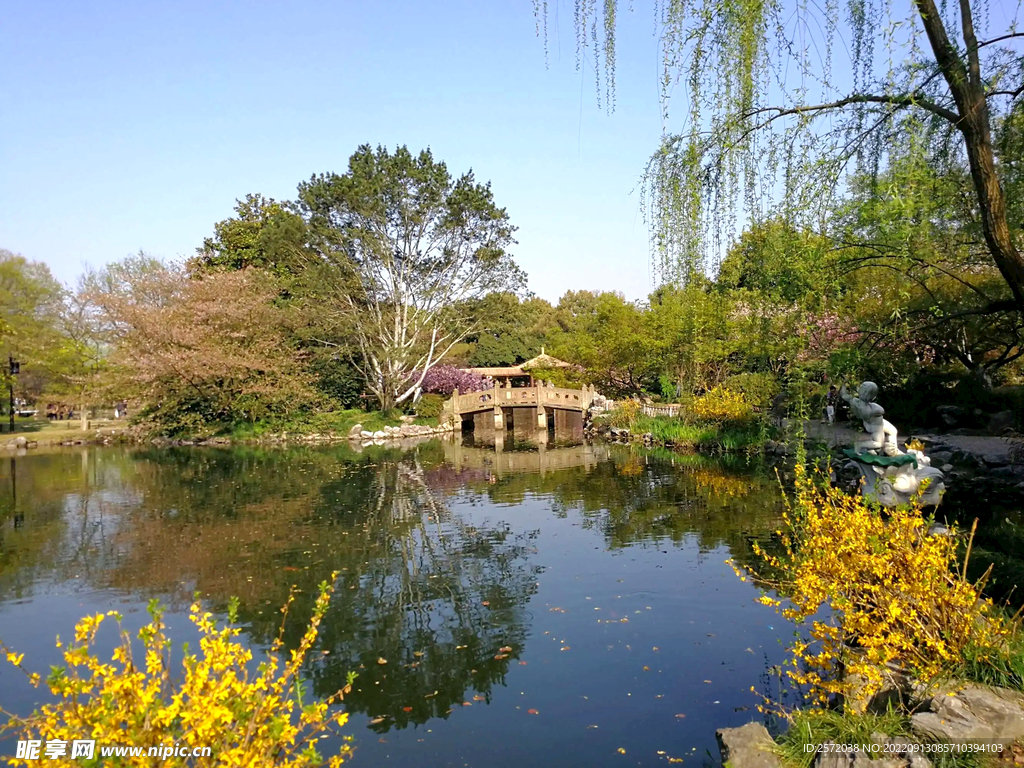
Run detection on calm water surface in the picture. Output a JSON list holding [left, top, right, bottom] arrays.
[[0, 439, 792, 766]]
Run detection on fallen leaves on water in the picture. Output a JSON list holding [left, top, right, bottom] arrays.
[[499, 646, 513, 653], [462, 702, 472, 706], [669, 758, 684, 763], [494, 653, 509, 660], [527, 708, 539, 715], [473, 694, 486, 701]]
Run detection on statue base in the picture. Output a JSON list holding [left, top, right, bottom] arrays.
[[842, 448, 945, 507]]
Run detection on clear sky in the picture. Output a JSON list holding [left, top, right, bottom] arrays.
[[2, 1, 669, 303]]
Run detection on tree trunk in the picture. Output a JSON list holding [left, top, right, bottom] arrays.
[[913, 0, 1024, 311]]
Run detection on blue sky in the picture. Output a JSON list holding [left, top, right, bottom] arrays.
[[2, 1, 668, 302]]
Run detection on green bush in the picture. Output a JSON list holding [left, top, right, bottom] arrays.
[[722, 372, 780, 408], [415, 393, 445, 420]]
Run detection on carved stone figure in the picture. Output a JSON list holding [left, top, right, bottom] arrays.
[[840, 381, 900, 456], [839, 381, 945, 507]]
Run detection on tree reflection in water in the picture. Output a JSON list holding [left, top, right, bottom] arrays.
[[1, 440, 788, 735]]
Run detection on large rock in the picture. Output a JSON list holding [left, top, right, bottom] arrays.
[[716, 722, 781, 768], [347, 423, 364, 440], [911, 684, 1024, 742], [987, 410, 1017, 435]]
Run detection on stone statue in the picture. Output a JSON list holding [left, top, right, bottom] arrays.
[[839, 381, 945, 507], [840, 381, 900, 456]]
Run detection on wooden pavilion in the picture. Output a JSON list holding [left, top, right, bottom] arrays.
[[465, 348, 573, 388]]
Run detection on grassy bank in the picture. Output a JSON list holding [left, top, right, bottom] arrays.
[[625, 413, 766, 452]]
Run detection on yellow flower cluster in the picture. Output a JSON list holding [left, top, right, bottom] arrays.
[[742, 466, 1010, 706], [1, 579, 353, 767], [687, 387, 754, 425]]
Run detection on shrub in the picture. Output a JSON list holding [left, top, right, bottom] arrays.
[[1, 579, 354, 767], [687, 386, 755, 424], [722, 372, 779, 409], [415, 393, 445, 420], [418, 365, 492, 396], [737, 467, 1014, 706]]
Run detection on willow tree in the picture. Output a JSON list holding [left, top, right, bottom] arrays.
[[541, 0, 1024, 311]]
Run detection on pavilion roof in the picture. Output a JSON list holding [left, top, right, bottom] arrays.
[[464, 348, 573, 379]]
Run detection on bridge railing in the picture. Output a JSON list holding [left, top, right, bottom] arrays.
[[446, 384, 595, 417]]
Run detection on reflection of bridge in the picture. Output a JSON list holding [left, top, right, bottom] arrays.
[[442, 440, 612, 477], [442, 383, 596, 433]]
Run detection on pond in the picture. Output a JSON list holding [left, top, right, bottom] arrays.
[[0, 438, 795, 767]]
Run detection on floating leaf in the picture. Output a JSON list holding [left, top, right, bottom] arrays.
[[499, 646, 513, 653], [473, 694, 486, 701], [617, 748, 627, 754], [462, 702, 472, 706], [377, 657, 387, 665], [643, 666, 650, 671], [402, 706, 413, 712], [481, 601, 490, 606], [494, 653, 509, 660], [414, 651, 425, 657]]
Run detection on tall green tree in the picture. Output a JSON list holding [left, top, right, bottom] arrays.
[[295, 145, 525, 410], [0, 250, 65, 419], [190, 194, 311, 279]]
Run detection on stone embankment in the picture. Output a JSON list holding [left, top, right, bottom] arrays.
[[345, 420, 457, 443], [718, 682, 1024, 768]]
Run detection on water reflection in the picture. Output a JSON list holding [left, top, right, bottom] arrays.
[[1, 441, 789, 767]]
